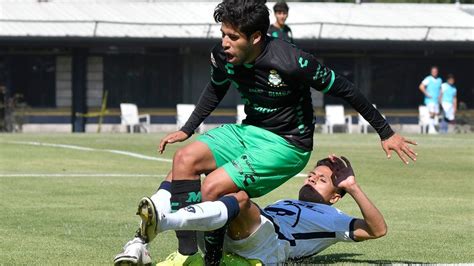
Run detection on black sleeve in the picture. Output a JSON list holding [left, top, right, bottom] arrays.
[[180, 81, 229, 136], [325, 74, 395, 140], [180, 47, 230, 136]]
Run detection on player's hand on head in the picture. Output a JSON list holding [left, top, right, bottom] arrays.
[[158, 130, 190, 154], [381, 133, 417, 165], [329, 155, 355, 189]]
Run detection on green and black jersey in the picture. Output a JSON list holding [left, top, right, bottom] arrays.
[[181, 38, 394, 151], [268, 24, 294, 44]]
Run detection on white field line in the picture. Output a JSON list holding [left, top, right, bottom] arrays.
[[0, 173, 167, 178], [5, 141, 307, 177], [7, 141, 172, 162]]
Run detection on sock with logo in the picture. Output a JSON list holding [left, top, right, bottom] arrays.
[[204, 196, 240, 266], [171, 180, 201, 255]]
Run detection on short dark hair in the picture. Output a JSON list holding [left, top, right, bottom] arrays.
[[273, 1, 289, 13], [447, 73, 455, 80], [315, 158, 347, 197], [214, 0, 270, 39]]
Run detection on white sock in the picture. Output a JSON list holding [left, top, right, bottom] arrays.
[[150, 189, 171, 214], [160, 201, 229, 232]]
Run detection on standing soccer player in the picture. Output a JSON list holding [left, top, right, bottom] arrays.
[[419, 66, 442, 134], [115, 1, 416, 265], [267, 1, 294, 44], [439, 74, 457, 133]]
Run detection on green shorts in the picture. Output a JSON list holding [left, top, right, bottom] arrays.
[[197, 124, 311, 198]]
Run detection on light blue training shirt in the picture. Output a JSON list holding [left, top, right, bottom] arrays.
[[422, 75, 442, 105], [441, 82, 457, 104]]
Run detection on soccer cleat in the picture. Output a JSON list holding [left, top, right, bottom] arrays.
[[113, 237, 153, 266], [137, 197, 161, 243], [221, 253, 263, 266], [156, 251, 204, 266]]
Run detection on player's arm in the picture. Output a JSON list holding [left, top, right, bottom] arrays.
[[347, 185, 387, 241], [331, 156, 387, 242], [158, 51, 230, 153], [297, 49, 417, 164], [419, 78, 431, 98]]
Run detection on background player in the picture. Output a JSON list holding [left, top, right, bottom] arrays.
[[419, 66, 442, 134], [114, 155, 387, 265], [267, 1, 294, 44], [439, 74, 457, 133]]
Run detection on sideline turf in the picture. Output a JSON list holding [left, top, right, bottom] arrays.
[[0, 133, 472, 264]]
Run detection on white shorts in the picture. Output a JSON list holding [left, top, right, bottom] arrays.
[[442, 102, 455, 121], [223, 215, 290, 264], [426, 102, 440, 114]]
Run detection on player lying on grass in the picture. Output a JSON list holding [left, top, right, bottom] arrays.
[[114, 155, 387, 265]]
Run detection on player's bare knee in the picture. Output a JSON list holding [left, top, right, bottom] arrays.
[[173, 147, 199, 174], [201, 181, 220, 201]]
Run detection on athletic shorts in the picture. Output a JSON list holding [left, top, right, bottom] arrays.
[[426, 102, 440, 114], [223, 215, 290, 264], [197, 124, 311, 198], [442, 102, 455, 121]]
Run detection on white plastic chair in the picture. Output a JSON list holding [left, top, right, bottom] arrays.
[[120, 103, 150, 133], [177, 104, 203, 133], [419, 105, 435, 134], [236, 104, 246, 124], [324, 105, 352, 134]]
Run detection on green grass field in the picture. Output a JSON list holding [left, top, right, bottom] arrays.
[[0, 133, 473, 264]]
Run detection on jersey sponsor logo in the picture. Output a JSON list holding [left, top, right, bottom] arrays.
[[268, 69, 287, 87], [268, 90, 291, 97]]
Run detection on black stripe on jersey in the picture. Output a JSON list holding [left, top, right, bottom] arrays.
[[292, 232, 336, 239], [349, 218, 360, 242], [260, 209, 296, 246]]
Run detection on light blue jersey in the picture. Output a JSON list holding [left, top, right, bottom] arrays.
[[422, 75, 442, 105], [441, 83, 457, 104]]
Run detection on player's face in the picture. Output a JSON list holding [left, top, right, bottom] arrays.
[[275, 11, 288, 26], [448, 77, 455, 84], [431, 67, 438, 77], [220, 23, 255, 65], [299, 165, 339, 205]]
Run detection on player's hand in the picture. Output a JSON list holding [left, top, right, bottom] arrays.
[[328, 155, 356, 190], [381, 133, 417, 164], [158, 131, 189, 154]]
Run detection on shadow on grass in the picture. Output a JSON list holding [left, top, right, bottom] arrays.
[[294, 253, 429, 264]]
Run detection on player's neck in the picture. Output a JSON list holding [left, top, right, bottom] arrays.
[[244, 40, 265, 64], [273, 22, 284, 29]]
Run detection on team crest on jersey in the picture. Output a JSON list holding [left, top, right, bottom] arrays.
[[268, 69, 286, 87]]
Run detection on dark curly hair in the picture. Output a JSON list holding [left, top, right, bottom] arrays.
[[273, 1, 289, 13], [214, 0, 270, 39]]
